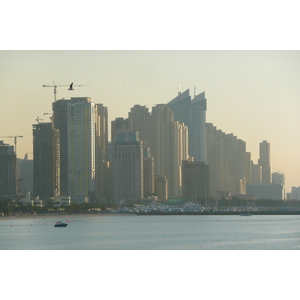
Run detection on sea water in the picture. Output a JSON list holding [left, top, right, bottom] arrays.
[[1, 214, 300, 250]]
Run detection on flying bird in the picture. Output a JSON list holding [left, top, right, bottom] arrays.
[[68, 82, 74, 90]]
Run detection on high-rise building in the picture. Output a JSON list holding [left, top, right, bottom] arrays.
[[206, 123, 227, 196], [127, 104, 188, 198], [52, 98, 71, 196], [182, 159, 209, 201], [128, 105, 151, 148], [251, 163, 262, 184], [32, 123, 60, 198], [167, 89, 191, 126], [53, 98, 108, 202], [94, 104, 109, 202], [167, 89, 207, 163], [67, 97, 95, 202], [206, 123, 251, 196], [143, 148, 154, 198], [111, 118, 133, 146], [154, 175, 168, 202], [272, 172, 285, 185], [0, 141, 17, 197], [190, 92, 207, 162], [150, 104, 188, 197], [287, 187, 300, 200], [258, 140, 271, 184], [17, 154, 33, 197], [113, 132, 144, 203]]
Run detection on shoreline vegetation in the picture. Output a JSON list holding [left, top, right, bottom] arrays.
[[1, 197, 300, 220]]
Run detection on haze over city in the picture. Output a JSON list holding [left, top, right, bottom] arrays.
[[2, 4, 300, 299], [1, 50, 299, 193]]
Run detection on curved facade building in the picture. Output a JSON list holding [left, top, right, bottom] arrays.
[[167, 89, 207, 163], [190, 92, 207, 162]]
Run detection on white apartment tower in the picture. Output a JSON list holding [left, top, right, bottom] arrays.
[[67, 97, 95, 202]]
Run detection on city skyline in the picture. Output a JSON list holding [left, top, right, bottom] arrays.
[[0, 50, 299, 192]]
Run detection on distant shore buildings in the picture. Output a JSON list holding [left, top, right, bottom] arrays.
[[2, 87, 297, 204]]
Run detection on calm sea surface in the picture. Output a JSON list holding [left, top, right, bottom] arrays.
[[1, 214, 300, 250]]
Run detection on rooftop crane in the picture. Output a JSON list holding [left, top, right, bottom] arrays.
[[44, 112, 53, 121], [42, 81, 89, 101], [0, 135, 23, 156]]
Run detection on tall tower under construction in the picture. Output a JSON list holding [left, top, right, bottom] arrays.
[[0, 141, 17, 197], [32, 122, 60, 198]]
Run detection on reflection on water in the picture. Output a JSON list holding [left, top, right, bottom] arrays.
[[1, 215, 300, 250]]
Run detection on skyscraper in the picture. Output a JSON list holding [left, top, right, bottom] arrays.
[[126, 104, 188, 198], [111, 117, 133, 145], [17, 154, 33, 197], [128, 105, 151, 148], [0, 141, 16, 197], [32, 122, 60, 198], [67, 97, 95, 202], [258, 140, 271, 184], [94, 104, 109, 202], [167, 89, 207, 163], [113, 131, 144, 203], [150, 104, 188, 197], [53, 98, 108, 202], [143, 148, 154, 198], [206, 123, 227, 196], [190, 92, 207, 162], [52, 99, 71, 196], [206, 123, 251, 196], [182, 159, 209, 201]]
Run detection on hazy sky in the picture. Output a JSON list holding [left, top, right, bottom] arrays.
[[1, 50, 299, 192]]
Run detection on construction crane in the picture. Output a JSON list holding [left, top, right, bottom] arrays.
[[42, 81, 89, 101], [44, 112, 53, 121], [0, 135, 23, 155], [36, 116, 44, 123]]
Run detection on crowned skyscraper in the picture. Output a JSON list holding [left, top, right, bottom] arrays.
[[167, 89, 207, 163]]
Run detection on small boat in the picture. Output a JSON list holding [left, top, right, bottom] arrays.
[[240, 213, 253, 216], [54, 221, 68, 227]]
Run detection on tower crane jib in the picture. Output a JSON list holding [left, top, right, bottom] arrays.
[[42, 81, 89, 101], [0, 135, 23, 156]]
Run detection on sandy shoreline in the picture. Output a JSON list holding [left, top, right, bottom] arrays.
[[0, 213, 125, 221]]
